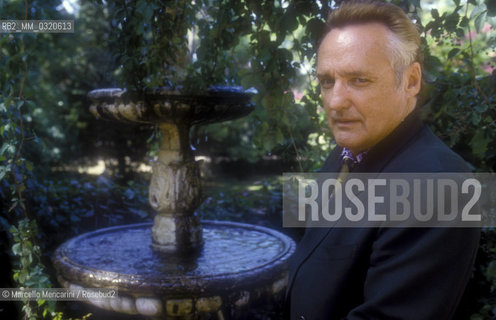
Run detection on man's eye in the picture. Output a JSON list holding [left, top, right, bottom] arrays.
[[320, 78, 334, 88], [351, 78, 370, 85]]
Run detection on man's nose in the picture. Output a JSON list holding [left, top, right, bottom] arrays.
[[325, 81, 350, 111]]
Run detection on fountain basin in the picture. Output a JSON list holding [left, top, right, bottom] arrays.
[[88, 87, 255, 125], [53, 220, 295, 318]]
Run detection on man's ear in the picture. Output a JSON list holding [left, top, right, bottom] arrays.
[[403, 62, 422, 97]]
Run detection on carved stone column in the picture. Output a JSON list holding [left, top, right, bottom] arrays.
[[148, 123, 203, 253]]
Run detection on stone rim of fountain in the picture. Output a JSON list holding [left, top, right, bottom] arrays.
[[54, 220, 295, 293], [53, 220, 296, 317], [87, 86, 256, 126]]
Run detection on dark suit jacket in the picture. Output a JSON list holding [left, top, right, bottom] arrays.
[[286, 111, 481, 320]]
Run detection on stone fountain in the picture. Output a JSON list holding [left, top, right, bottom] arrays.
[[53, 87, 295, 319]]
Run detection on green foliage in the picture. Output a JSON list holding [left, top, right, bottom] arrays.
[[469, 228, 496, 320], [102, 0, 332, 170], [419, 1, 496, 317], [107, 0, 193, 89], [420, 0, 496, 171], [10, 219, 63, 320], [0, 1, 55, 317], [204, 0, 331, 170], [199, 177, 282, 225], [1, 1, 115, 169], [0, 1, 114, 319], [24, 175, 152, 247]]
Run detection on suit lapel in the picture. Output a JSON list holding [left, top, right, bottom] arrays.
[[286, 147, 343, 300], [286, 109, 425, 303]]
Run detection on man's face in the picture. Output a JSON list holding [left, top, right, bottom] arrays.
[[317, 23, 418, 155]]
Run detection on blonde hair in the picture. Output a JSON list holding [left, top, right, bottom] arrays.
[[325, 0, 422, 83]]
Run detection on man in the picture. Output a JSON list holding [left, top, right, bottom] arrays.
[[285, 1, 480, 319]]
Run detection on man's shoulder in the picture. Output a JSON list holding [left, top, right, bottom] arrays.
[[387, 124, 470, 173]]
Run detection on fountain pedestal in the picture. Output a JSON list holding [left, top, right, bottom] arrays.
[[148, 122, 203, 253], [53, 87, 295, 319]]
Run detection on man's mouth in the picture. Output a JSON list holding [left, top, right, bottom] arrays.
[[332, 118, 360, 128]]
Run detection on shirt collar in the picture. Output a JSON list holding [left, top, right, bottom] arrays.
[[340, 147, 367, 165]]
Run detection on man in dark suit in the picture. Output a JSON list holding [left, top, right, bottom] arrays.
[[286, 1, 480, 319]]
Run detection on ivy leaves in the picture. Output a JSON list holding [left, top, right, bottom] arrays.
[[422, 0, 496, 171]]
